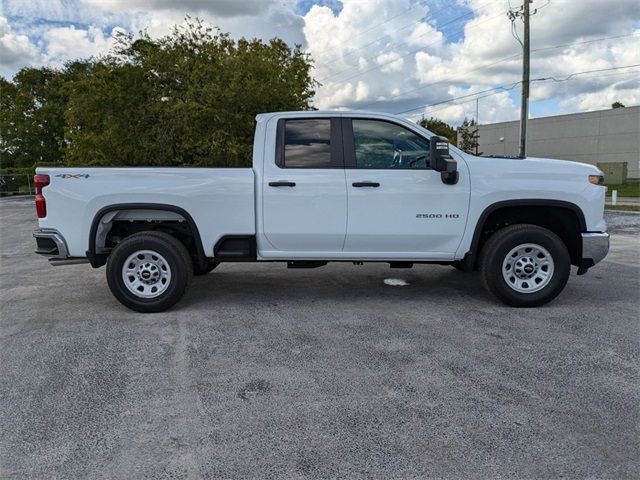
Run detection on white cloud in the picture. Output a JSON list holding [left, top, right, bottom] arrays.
[[559, 87, 640, 113], [406, 22, 444, 50], [43, 25, 120, 65], [305, 0, 639, 123], [556, 71, 640, 113], [82, 0, 305, 47], [0, 16, 41, 76], [83, 0, 274, 18], [1, 0, 639, 124], [315, 80, 371, 109], [422, 86, 519, 125], [1, 0, 126, 26], [376, 52, 404, 73], [0, 0, 306, 76], [305, 0, 433, 109]]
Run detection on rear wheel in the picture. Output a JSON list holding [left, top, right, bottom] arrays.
[[479, 224, 570, 307], [106, 231, 193, 313]]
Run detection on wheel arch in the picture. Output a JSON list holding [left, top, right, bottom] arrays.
[[463, 199, 586, 270], [87, 203, 207, 269]]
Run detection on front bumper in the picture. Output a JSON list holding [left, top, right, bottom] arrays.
[[579, 232, 609, 272], [33, 228, 88, 265]]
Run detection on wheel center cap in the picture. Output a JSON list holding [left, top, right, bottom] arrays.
[[141, 271, 151, 279], [524, 265, 534, 274]]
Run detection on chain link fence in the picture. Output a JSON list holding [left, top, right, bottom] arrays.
[[0, 174, 34, 196]]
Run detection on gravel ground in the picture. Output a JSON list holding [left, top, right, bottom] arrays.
[[1, 199, 639, 479]]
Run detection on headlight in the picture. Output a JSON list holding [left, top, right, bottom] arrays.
[[588, 175, 604, 186]]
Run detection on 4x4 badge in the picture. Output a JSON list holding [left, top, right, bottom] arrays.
[[54, 174, 90, 179]]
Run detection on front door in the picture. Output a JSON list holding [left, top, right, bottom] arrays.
[[262, 117, 347, 253], [342, 118, 469, 258]]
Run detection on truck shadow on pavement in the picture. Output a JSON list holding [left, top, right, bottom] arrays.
[[175, 261, 631, 313], [181, 265, 498, 309]]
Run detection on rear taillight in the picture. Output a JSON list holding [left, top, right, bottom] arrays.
[[34, 174, 50, 218]]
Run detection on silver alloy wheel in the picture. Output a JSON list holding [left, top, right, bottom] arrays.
[[502, 243, 554, 294], [122, 250, 172, 299]]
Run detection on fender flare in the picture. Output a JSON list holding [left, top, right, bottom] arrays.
[[87, 203, 207, 269], [461, 199, 586, 270]]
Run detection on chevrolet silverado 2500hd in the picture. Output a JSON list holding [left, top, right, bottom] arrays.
[[33, 111, 609, 312]]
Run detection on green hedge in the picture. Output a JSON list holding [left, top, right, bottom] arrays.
[[0, 164, 64, 195]]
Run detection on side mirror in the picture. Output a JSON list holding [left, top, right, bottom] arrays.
[[429, 136, 458, 185]]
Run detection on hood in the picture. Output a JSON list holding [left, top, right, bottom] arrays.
[[522, 156, 602, 175], [475, 154, 602, 175]]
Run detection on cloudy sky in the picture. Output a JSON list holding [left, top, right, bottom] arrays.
[[1, 0, 639, 125]]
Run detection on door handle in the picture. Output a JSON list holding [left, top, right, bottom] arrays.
[[352, 182, 380, 187], [269, 181, 296, 187]]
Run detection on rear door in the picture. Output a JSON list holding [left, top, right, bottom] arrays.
[[342, 117, 469, 258], [262, 117, 347, 253]]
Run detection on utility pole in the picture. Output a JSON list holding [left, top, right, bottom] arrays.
[[519, 0, 530, 158], [508, 0, 538, 158]]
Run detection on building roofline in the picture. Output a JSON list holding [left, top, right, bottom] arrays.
[[478, 105, 639, 128]]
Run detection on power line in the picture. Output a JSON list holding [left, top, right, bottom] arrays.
[[534, 64, 640, 82], [414, 69, 639, 118], [330, 1, 432, 45], [320, 0, 569, 86], [394, 64, 640, 115], [357, 33, 636, 111], [320, 6, 505, 84], [309, 1, 460, 67], [359, 54, 522, 110], [409, 66, 640, 116], [403, 85, 525, 121], [530, 32, 637, 52], [320, 4, 503, 83], [314, 0, 628, 87], [507, 0, 549, 45], [396, 84, 521, 114]]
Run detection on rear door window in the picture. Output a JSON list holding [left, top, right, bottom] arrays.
[[283, 119, 332, 168]]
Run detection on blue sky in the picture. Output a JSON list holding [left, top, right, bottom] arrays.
[[1, 0, 638, 125], [295, 0, 474, 43], [297, 0, 344, 15]]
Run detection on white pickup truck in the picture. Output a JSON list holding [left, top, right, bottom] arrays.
[[33, 111, 609, 312]]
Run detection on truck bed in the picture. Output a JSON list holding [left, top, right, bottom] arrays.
[[36, 167, 256, 258]]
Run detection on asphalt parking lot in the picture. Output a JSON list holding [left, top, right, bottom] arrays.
[[1, 197, 639, 479]]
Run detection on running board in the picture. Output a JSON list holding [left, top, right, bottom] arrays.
[[49, 258, 91, 266], [287, 261, 327, 269]]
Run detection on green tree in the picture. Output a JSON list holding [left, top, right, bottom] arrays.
[[417, 116, 456, 144], [458, 118, 481, 155], [612, 101, 625, 109], [0, 68, 69, 169], [0, 18, 317, 169], [64, 19, 317, 167]]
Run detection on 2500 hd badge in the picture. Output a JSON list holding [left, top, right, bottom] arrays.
[[416, 213, 460, 218]]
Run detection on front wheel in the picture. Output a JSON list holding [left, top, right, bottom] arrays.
[[479, 224, 570, 307], [106, 231, 193, 313]]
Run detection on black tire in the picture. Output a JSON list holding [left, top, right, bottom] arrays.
[[106, 231, 193, 313], [193, 259, 219, 276], [451, 262, 466, 271], [479, 224, 570, 307]]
